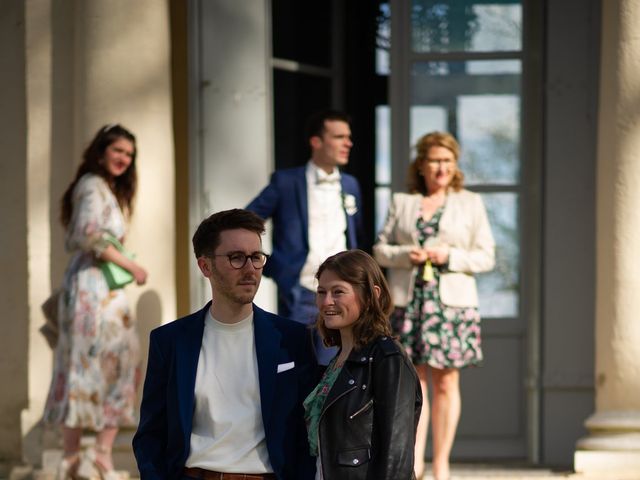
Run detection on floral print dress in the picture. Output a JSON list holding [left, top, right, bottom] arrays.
[[43, 173, 140, 430], [391, 207, 483, 369], [303, 357, 343, 457]]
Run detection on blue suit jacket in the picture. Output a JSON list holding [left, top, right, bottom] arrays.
[[132, 303, 317, 480], [246, 165, 364, 294]]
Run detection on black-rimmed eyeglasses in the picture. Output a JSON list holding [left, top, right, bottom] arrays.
[[211, 252, 269, 269]]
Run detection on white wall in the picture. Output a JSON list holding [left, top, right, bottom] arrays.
[[190, 0, 276, 311], [0, 0, 29, 468]]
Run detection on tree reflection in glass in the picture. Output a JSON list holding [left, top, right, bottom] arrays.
[[411, 0, 522, 53]]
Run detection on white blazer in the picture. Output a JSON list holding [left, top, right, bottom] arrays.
[[373, 190, 495, 308]]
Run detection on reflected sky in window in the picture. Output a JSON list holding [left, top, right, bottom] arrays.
[[477, 192, 519, 317], [410, 60, 521, 186], [458, 95, 520, 185], [411, 0, 522, 53], [376, 2, 391, 75]]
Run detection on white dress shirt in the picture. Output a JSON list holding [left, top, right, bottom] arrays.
[[299, 161, 348, 291]]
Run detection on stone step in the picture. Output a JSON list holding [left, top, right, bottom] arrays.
[[33, 469, 131, 480], [38, 448, 131, 480], [32, 468, 130, 480], [419, 463, 640, 479], [38, 429, 138, 479], [13, 463, 640, 480]]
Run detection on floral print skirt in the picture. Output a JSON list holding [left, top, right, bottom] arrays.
[[391, 273, 483, 369], [43, 256, 140, 430]]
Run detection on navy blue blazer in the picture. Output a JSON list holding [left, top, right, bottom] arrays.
[[246, 165, 364, 294], [132, 303, 317, 480]]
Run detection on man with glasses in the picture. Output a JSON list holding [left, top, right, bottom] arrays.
[[133, 209, 317, 480], [247, 109, 364, 365]]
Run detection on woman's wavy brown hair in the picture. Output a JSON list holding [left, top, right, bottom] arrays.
[[407, 131, 464, 194], [315, 250, 393, 349], [60, 124, 137, 228]]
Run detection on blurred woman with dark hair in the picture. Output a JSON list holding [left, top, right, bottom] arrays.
[[304, 249, 421, 480], [44, 124, 147, 480]]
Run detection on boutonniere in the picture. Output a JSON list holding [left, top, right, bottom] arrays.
[[342, 193, 358, 216]]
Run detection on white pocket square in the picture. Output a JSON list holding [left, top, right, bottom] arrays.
[[277, 361, 295, 373]]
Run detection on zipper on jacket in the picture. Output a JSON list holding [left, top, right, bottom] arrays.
[[349, 398, 374, 419], [317, 372, 358, 477], [366, 355, 373, 389], [320, 377, 358, 414]]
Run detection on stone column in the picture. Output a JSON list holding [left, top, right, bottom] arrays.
[[68, 0, 176, 469], [22, 0, 56, 468], [574, 0, 640, 475], [19, 0, 176, 473], [194, 0, 276, 311], [0, 0, 29, 467]]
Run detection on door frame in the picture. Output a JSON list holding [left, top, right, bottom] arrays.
[[387, 0, 544, 463]]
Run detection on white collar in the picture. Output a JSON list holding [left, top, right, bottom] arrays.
[[307, 160, 341, 184]]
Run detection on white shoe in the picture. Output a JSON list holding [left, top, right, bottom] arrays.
[[77, 447, 123, 480], [55, 455, 79, 480]]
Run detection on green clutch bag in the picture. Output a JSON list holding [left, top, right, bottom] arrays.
[[101, 234, 135, 290]]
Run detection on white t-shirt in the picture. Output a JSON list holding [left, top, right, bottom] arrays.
[[185, 310, 273, 473]]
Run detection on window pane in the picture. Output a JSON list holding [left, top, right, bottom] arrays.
[[458, 94, 520, 185], [411, 60, 521, 185], [411, 0, 522, 53], [273, 70, 331, 170], [376, 2, 391, 75], [477, 192, 519, 318], [410, 106, 447, 149], [467, 59, 521, 75], [376, 106, 391, 184], [272, 0, 332, 66], [375, 187, 391, 234]]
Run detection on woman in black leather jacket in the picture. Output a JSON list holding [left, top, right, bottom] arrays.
[[304, 250, 422, 480]]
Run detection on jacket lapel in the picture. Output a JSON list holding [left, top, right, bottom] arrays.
[[437, 190, 460, 245], [322, 343, 376, 413], [295, 167, 309, 247], [408, 194, 422, 245], [175, 303, 208, 435], [340, 177, 357, 248], [322, 363, 357, 414], [253, 305, 282, 428]]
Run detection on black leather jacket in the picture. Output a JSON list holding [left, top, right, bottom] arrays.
[[317, 336, 422, 480]]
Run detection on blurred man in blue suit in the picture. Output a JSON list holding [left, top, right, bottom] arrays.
[[133, 209, 316, 480], [247, 110, 364, 365]]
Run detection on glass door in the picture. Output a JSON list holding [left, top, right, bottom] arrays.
[[386, 0, 536, 460]]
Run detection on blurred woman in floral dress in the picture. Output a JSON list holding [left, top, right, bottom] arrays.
[[374, 132, 495, 480], [44, 124, 147, 480]]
